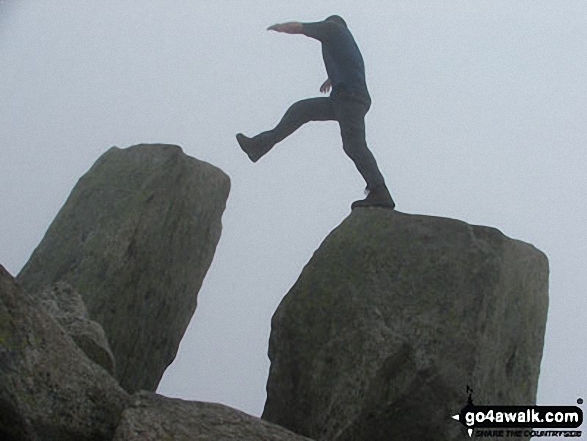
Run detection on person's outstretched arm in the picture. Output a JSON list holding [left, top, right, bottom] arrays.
[[268, 20, 339, 42], [267, 22, 304, 34]]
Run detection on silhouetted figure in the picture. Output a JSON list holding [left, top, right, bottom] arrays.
[[237, 15, 395, 210]]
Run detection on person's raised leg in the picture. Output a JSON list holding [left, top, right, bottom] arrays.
[[237, 97, 335, 162]]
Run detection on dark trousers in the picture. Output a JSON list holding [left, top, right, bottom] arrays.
[[254, 90, 386, 190]]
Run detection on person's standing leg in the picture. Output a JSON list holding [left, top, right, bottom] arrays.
[[237, 97, 335, 162], [333, 93, 394, 209]]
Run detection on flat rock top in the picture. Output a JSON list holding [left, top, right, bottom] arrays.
[[114, 392, 313, 441]]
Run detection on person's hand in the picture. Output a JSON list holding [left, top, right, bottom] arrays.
[[267, 22, 303, 34], [267, 23, 285, 32], [320, 79, 332, 94]]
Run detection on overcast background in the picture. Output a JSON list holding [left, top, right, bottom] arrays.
[[1, 0, 585, 419]]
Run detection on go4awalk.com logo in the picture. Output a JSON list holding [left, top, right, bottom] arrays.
[[451, 387, 584, 438]]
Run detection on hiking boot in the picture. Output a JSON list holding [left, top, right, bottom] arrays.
[[236, 133, 271, 163], [351, 185, 395, 210]]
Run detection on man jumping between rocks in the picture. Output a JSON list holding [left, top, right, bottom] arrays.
[[236, 15, 395, 210]]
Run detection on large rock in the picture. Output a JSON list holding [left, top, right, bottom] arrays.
[[17, 144, 231, 393], [0, 265, 129, 441], [113, 392, 313, 441], [262, 210, 549, 441]]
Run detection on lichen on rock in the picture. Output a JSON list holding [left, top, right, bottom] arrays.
[[0, 265, 129, 441]]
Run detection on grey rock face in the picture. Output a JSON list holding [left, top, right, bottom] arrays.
[[17, 144, 231, 393], [113, 392, 314, 441], [0, 265, 129, 441], [263, 210, 549, 441], [38, 282, 115, 375]]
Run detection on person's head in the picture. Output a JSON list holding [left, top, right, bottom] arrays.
[[326, 15, 347, 28]]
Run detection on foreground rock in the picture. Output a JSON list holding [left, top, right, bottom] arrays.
[[0, 265, 129, 441], [37, 281, 115, 375], [113, 392, 313, 441], [18, 144, 231, 393], [263, 210, 549, 441]]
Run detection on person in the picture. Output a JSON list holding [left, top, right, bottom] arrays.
[[236, 15, 395, 209]]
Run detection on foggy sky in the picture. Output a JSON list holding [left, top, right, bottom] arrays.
[[1, 1, 585, 417]]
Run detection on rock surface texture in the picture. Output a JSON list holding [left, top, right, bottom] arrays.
[[17, 144, 231, 393], [37, 281, 115, 375], [262, 210, 549, 441], [0, 265, 129, 441], [113, 392, 314, 441]]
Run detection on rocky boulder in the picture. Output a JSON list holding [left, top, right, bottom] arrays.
[[113, 392, 313, 441], [37, 281, 115, 375], [0, 265, 129, 441], [262, 210, 549, 441], [17, 144, 231, 393]]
